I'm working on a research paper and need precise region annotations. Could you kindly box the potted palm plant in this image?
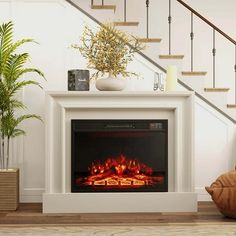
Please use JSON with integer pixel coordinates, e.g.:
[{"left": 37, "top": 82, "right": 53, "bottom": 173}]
[
  {"left": 0, "top": 21, "right": 44, "bottom": 210},
  {"left": 72, "top": 23, "right": 144, "bottom": 91}
]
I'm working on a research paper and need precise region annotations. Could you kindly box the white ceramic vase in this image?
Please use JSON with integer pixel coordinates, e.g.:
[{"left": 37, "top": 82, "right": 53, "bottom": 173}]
[{"left": 96, "top": 75, "right": 126, "bottom": 91}]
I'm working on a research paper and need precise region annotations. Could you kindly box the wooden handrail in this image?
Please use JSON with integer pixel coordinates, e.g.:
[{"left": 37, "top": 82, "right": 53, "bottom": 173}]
[{"left": 176, "top": 0, "right": 236, "bottom": 45}]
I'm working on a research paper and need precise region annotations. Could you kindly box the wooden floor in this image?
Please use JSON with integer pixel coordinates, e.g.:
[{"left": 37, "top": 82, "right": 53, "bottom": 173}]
[{"left": 0, "top": 202, "right": 235, "bottom": 225}]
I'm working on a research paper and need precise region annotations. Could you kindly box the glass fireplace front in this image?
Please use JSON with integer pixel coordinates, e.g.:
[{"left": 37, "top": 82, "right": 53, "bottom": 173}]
[{"left": 71, "top": 120, "right": 168, "bottom": 192}]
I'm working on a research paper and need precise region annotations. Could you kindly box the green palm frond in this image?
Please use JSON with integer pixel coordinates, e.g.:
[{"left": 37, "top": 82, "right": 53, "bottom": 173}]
[
  {"left": 2, "top": 111, "right": 42, "bottom": 138},
  {"left": 2, "top": 39, "right": 35, "bottom": 67},
  {"left": 15, "top": 114, "right": 42, "bottom": 125},
  {"left": 0, "top": 21, "right": 41, "bottom": 80},
  {"left": 0, "top": 22, "right": 13, "bottom": 53},
  {"left": 9, "top": 80, "right": 42, "bottom": 97},
  {"left": 3, "top": 53, "right": 30, "bottom": 81},
  {"left": 10, "top": 99, "right": 26, "bottom": 110},
  {"left": 14, "top": 68, "right": 45, "bottom": 81},
  {"left": 0, "top": 25, "right": 35, "bottom": 76},
  {"left": 12, "top": 128, "right": 26, "bottom": 137},
  {"left": 9, "top": 38, "right": 35, "bottom": 53},
  {"left": 3, "top": 53, "right": 45, "bottom": 87},
  {"left": 0, "top": 21, "right": 14, "bottom": 75},
  {"left": 0, "top": 81, "right": 9, "bottom": 111}
]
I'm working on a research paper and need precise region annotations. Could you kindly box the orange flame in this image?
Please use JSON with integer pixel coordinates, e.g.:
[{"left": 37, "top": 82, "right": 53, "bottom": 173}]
[
  {"left": 88, "top": 154, "right": 153, "bottom": 177},
  {"left": 78, "top": 154, "right": 164, "bottom": 187}
]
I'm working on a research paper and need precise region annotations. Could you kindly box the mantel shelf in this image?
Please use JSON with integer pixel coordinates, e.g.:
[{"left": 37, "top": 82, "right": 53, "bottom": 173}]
[{"left": 46, "top": 90, "right": 194, "bottom": 98}]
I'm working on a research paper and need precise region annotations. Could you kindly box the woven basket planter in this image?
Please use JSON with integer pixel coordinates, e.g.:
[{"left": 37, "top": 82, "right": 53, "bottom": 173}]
[{"left": 0, "top": 169, "right": 19, "bottom": 210}]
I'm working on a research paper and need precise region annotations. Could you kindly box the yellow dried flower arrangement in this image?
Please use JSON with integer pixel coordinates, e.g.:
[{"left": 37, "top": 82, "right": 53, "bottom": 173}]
[{"left": 72, "top": 23, "right": 144, "bottom": 80}]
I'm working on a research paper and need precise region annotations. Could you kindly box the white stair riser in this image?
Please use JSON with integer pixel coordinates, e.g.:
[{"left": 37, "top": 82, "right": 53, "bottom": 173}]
[
  {"left": 225, "top": 108, "right": 236, "bottom": 117},
  {"left": 180, "top": 77, "right": 205, "bottom": 92},
  {"left": 143, "top": 44, "right": 161, "bottom": 59},
  {"left": 204, "top": 92, "right": 228, "bottom": 107}
]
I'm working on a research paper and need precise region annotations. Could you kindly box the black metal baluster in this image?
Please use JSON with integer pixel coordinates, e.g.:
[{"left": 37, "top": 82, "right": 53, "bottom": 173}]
[
  {"left": 212, "top": 29, "right": 216, "bottom": 88},
  {"left": 235, "top": 45, "right": 236, "bottom": 103},
  {"left": 168, "top": 0, "right": 172, "bottom": 55},
  {"left": 124, "top": 0, "right": 127, "bottom": 22},
  {"left": 190, "top": 12, "right": 194, "bottom": 72},
  {"left": 146, "top": 0, "right": 150, "bottom": 39},
  {"left": 102, "top": 0, "right": 104, "bottom": 6},
  {"left": 91, "top": 0, "right": 94, "bottom": 6}
]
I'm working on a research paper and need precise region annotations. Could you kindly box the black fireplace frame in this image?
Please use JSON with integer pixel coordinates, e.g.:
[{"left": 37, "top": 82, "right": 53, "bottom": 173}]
[{"left": 71, "top": 119, "right": 168, "bottom": 193}]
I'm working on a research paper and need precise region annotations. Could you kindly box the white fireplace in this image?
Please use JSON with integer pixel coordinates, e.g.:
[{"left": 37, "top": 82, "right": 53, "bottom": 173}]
[{"left": 43, "top": 91, "right": 197, "bottom": 213}]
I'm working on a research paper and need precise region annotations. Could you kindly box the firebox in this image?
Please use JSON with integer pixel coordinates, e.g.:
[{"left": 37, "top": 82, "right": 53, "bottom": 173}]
[{"left": 71, "top": 120, "right": 168, "bottom": 193}]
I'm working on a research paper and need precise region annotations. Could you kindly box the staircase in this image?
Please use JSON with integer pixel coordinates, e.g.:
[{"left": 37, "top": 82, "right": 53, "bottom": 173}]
[{"left": 66, "top": 0, "right": 236, "bottom": 123}]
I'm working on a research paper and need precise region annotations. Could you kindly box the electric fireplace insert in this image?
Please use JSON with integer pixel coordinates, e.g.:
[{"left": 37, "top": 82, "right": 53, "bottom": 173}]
[{"left": 71, "top": 120, "right": 168, "bottom": 192}]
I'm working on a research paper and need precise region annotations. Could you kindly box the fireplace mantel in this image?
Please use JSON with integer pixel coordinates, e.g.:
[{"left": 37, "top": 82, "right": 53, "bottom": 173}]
[{"left": 43, "top": 91, "right": 197, "bottom": 213}]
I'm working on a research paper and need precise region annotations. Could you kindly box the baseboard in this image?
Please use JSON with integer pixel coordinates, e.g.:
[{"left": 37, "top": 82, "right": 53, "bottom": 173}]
[
  {"left": 20, "top": 195, "right": 42, "bottom": 203},
  {"left": 195, "top": 187, "right": 211, "bottom": 201}
]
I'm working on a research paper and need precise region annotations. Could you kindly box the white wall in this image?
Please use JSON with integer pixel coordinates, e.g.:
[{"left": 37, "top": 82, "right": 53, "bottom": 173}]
[{"left": 0, "top": 0, "right": 235, "bottom": 202}]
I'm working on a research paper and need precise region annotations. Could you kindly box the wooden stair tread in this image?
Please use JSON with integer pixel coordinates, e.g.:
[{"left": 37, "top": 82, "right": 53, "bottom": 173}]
[
  {"left": 182, "top": 71, "right": 207, "bottom": 76},
  {"left": 159, "top": 55, "right": 184, "bottom": 59},
  {"left": 138, "top": 38, "right": 162, "bottom": 43},
  {"left": 114, "top": 22, "right": 139, "bottom": 26},
  {"left": 91, "top": 5, "right": 116, "bottom": 11},
  {"left": 204, "top": 88, "right": 230, "bottom": 92},
  {"left": 227, "top": 104, "right": 236, "bottom": 108}
]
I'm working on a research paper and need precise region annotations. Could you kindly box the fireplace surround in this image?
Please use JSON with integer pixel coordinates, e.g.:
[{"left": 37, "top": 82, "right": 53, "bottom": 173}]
[{"left": 43, "top": 91, "right": 197, "bottom": 213}]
